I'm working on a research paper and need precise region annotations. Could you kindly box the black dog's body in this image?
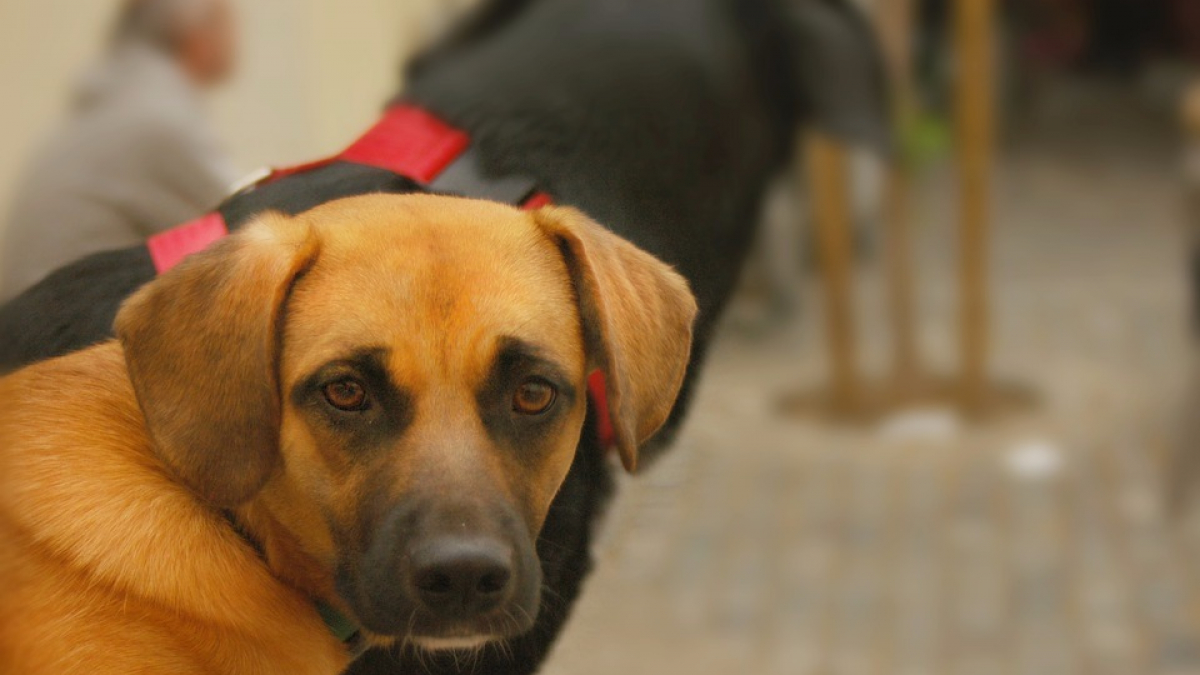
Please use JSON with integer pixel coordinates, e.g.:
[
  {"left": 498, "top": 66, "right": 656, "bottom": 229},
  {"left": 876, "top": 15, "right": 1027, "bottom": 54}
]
[{"left": 0, "top": 0, "right": 885, "bottom": 672}]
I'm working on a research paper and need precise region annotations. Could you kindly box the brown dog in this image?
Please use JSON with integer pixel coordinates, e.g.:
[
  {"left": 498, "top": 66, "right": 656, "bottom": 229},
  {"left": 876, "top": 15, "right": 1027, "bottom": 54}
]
[{"left": 0, "top": 194, "right": 696, "bottom": 674}]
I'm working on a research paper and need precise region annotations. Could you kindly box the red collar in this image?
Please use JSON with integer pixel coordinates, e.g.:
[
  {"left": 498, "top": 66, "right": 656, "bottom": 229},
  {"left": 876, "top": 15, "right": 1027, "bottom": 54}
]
[{"left": 145, "top": 105, "right": 613, "bottom": 451}]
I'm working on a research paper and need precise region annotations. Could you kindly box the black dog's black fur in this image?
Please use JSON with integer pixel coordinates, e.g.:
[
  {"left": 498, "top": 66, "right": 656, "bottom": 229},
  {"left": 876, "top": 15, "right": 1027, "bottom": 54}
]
[{"left": 0, "top": 1, "right": 886, "bottom": 672}]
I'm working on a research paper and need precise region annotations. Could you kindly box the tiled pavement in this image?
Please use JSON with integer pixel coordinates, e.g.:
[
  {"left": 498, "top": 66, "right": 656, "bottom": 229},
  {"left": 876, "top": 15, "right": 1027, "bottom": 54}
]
[{"left": 540, "top": 97, "right": 1200, "bottom": 674}]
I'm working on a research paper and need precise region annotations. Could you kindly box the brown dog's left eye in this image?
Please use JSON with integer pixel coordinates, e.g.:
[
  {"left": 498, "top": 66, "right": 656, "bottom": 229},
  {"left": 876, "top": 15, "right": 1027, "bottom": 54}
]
[
  {"left": 513, "top": 378, "right": 556, "bottom": 415},
  {"left": 324, "top": 379, "right": 369, "bottom": 411}
]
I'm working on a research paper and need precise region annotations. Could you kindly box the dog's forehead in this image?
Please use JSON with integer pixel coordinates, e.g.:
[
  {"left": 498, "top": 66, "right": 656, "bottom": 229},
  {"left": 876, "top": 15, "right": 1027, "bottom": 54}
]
[{"left": 282, "top": 195, "right": 584, "bottom": 380}]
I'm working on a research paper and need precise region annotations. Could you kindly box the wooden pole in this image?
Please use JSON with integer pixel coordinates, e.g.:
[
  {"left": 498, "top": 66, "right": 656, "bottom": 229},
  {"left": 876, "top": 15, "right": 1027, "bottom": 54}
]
[
  {"left": 1170, "top": 81, "right": 1200, "bottom": 508},
  {"left": 806, "top": 134, "right": 861, "bottom": 414},
  {"left": 884, "top": 163, "right": 919, "bottom": 388},
  {"left": 955, "top": 0, "right": 995, "bottom": 411},
  {"left": 877, "top": 0, "right": 921, "bottom": 390},
  {"left": 1185, "top": 82, "right": 1200, "bottom": 335}
]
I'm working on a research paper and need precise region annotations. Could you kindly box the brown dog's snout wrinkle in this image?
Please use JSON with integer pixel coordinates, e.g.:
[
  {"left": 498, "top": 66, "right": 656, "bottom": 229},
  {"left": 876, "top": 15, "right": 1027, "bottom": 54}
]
[{"left": 409, "top": 536, "right": 514, "bottom": 617}]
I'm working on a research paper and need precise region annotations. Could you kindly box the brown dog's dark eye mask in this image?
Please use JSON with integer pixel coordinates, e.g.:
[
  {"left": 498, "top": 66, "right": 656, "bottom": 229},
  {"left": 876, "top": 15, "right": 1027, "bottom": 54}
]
[
  {"left": 474, "top": 336, "right": 579, "bottom": 464},
  {"left": 291, "top": 338, "right": 578, "bottom": 463},
  {"left": 291, "top": 347, "right": 415, "bottom": 450}
]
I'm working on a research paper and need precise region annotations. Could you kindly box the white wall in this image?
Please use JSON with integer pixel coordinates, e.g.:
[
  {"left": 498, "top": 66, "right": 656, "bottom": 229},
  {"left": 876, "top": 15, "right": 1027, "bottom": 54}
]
[{"left": 0, "top": 0, "right": 469, "bottom": 240}]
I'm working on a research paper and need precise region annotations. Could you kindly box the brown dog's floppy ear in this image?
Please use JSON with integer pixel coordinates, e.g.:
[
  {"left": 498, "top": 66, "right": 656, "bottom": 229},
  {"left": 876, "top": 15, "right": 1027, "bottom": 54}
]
[
  {"left": 533, "top": 207, "right": 698, "bottom": 473},
  {"left": 115, "top": 215, "right": 319, "bottom": 507}
]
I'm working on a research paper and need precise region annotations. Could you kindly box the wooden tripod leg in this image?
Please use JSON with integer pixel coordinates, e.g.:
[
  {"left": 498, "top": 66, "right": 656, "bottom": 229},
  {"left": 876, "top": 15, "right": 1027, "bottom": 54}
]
[
  {"left": 885, "top": 163, "right": 919, "bottom": 388},
  {"left": 955, "top": 0, "right": 996, "bottom": 411},
  {"left": 806, "top": 134, "right": 861, "bottom": 414},
  {"left": 878, "top": 0, "right": 921, "bottom": 391}
]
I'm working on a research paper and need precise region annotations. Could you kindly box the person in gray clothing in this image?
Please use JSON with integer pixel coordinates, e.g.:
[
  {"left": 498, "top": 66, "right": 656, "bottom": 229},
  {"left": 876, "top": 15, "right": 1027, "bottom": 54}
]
[{"left": 1, "top": 0, "right": 240, "bottom": 299}]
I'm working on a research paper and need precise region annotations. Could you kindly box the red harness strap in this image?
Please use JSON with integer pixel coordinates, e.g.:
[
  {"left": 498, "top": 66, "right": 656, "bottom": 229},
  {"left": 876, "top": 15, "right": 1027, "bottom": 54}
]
[
  {"left": 145, "top": 211, "right": 229, "bottom": 275},
  {"left": 586, "top": 371, "right": 615, "bottom": 451},
  {"left": 146, "top": 105, "right": 615, "bottom": 452},
  {"left": 147, "top": 104, "right": 549, "bottom": 274},
  {"left": 340, "top": 106, "right": 470, "bottom": 183}
]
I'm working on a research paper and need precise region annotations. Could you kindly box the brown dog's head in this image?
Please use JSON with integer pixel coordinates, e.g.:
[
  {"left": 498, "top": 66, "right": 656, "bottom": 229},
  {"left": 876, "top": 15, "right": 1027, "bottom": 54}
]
[{"left": 115, "top": 194, "right": 696, "bottom": 648}]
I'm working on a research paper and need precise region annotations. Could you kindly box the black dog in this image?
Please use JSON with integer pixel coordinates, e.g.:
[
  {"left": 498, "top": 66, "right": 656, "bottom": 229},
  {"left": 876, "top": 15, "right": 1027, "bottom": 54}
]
[{"left": 0, "top": 0, "right": 886, "bottom": 672}]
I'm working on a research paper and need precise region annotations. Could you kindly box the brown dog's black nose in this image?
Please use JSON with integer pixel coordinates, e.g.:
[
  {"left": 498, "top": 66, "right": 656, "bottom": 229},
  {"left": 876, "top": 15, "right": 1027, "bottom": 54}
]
[{"left": 410, "top": 538, "right": 514, "bottom": 617}]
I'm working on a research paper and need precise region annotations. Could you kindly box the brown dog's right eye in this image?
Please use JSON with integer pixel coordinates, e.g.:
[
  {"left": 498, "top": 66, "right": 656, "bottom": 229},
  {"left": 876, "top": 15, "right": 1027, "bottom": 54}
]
[
  {"left": 513, "top": 378, "right": 556, "bottom": 415},
  {"left": 323, "top": 379, "right": 369, "bottom": 411}
]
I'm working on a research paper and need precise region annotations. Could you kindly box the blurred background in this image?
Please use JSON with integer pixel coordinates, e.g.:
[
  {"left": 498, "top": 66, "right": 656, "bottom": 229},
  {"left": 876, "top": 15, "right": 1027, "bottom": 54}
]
[
  {"left": 5, "top": 0, "right": 1200, "bottom": 673},
  {"left": 0, "top": 0, "right": 468, "bottom": 220}
]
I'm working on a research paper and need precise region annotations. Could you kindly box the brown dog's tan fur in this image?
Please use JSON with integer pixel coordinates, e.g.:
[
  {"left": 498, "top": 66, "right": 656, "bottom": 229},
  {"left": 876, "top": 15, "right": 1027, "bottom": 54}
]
[
  {"left": 0, "top": 195, "right": 696, "bottom": 674},
  {"left": 0, "top": 345, "right": 346, "bottom": 675}
]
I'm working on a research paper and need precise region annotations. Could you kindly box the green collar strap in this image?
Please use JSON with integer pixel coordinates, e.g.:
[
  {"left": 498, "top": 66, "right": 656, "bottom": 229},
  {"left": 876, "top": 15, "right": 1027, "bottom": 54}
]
[
  {"left": 317, "top": 602, "right": 361, "bottom": 645},
  {"left": 220, "top": 511, "right": 364, "bottom": 654}
]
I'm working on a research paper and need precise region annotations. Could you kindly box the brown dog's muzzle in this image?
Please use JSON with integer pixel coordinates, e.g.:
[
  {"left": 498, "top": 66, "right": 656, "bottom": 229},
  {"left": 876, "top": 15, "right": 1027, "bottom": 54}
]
[{"left": 338, "top": 493, "right": 540, "bottom": 640}]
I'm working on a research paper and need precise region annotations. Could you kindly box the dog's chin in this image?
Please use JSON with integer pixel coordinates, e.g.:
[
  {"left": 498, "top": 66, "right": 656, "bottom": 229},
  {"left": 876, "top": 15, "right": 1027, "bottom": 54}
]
[
  {"left": 354, "top": 605, "right": 538, "bottom": 647},
  {"left": 360, "top": 621, "right": 518, "bottom": 653},
  {"left": 412, "top": 635, "right": 496, "bottom": 652}
]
